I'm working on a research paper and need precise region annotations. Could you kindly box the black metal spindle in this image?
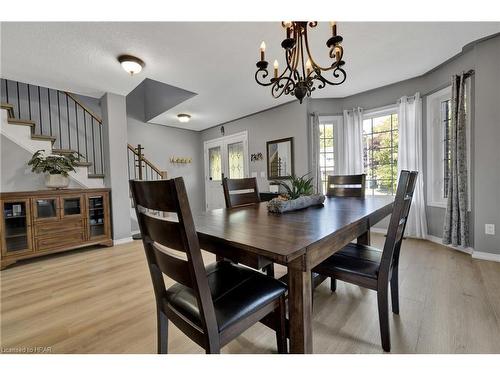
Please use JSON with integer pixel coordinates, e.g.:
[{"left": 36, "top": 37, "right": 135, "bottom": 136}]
[
  {"left": 66, "top": 94, "right": 71, "bottom": 150},
  {"left": 16, "top": 82, "right": 21, "bottom": 118},
  {"left": 47, "top": 88, "right": 52, "bottom": 136},
  {"left": 127, "top": 148, "right": 131, "bottom": 179},
  {"left": 75, "top": 101, "right": 80, "bottom": 159},
  {"left": 5, "top": 80, "right": 9, "bottom": 104},
  {"left": 91, "top": 118, "right": 96, "bottom": 175},
  {"left": 99, "top": 123, "right": 104, "bottom": 174},
  {"left": 57, "top": 91, "right": 62, "bottom": 148},
  {"left": 27, "top": 84, "right": 32, "bottom": 120},
  {"left": 38, "top": 86, "right": 42, "bottom": 133},
  {"left": 83, "top": 112, "right": 89, "bottom": 163},
  {"left": 133, "top": 152, "right": 137, "bottom": 179}
]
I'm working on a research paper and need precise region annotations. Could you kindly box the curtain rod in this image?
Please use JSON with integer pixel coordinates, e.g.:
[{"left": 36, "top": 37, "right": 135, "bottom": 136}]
[{"left": 463, "top": 69, "right": 475, "bottom": 78}]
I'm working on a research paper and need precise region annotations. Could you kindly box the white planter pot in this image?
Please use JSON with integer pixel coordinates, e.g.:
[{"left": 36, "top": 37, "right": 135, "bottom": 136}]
[{"left": 45, "top": 174, "right": 70, "bottom": 189}]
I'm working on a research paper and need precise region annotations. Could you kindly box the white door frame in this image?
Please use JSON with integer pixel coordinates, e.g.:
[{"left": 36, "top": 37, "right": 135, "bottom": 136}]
[{"left": 203, "top": 130, "right": 249, "bottom": 210}]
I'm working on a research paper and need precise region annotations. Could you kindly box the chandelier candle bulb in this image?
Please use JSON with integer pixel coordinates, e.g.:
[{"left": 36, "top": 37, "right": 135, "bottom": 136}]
[
  {"left": 274, "top": 60, "right": 279, "bottom": 78},
  {"left": 330, "top": 21, "right": 337, "bottom": 36},
  {"left": 260, "top": 41, "right": 266, "bottom": 61},
  {"left": 334, "top": 46, "right": 341, "bottom": 61}
]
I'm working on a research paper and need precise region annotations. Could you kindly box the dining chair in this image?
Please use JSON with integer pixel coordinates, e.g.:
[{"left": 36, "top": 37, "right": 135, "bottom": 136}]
[
  {"left": 222, "top": 177, "right": 261, "bottom": 208},
  {"left": 326, "top": 174, "right": 366, "bottom": 197},
  {"left": 313, "top": 170, "right": 418, "bottom": 352},
  {"left": 222, "top": 177, "right": 275, "bottom": 277},
  {"left": 130, "top": 177, "right": 288, "bottom": 354}
]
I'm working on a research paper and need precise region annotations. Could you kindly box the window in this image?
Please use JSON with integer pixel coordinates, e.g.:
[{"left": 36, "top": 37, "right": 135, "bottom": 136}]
[
  {"left": 362, "top": 109, "right": 399, "bottom": 195},
  {"left": 426, "top": 84, "right": 471, "bottom": 209},
  {"left": 319, "top": 122, "right": 335, "bottom": 194}
]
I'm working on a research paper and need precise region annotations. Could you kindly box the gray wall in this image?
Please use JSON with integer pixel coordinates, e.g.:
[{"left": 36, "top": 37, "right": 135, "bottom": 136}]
[
  {"left": 102, "top": 93, "right": 131, "bottom": 241},
  {"left": 308, "top": 34, "right": 500, "bottom": 254},
  {"left": 127, "top": 94, "right": 204, "bottom": 214},
  {"left": 473, "top": 36, "right": 500, "bottom": 255},
  {"left": 0, "top": 134, "right": 82, "bottom": 191},
  {"left": 201, "top": 101, "right": 309, "bottom": 198}
]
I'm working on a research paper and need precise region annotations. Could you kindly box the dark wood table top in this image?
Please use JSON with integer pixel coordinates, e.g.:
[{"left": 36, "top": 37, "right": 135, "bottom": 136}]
[{"left": 194, "top": 196, "right": 394, "bottom": 265}]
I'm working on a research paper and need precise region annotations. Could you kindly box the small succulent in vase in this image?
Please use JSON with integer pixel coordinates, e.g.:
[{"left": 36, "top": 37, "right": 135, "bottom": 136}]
[
  {"left": 268, "top": 173, "right": 325, "bottom": 213},
  {"left": 272, "top": 173, "right": 314, "bottom": 200},
  {"left": 28, "top": 150, "right": 79, "bottom": 189}
]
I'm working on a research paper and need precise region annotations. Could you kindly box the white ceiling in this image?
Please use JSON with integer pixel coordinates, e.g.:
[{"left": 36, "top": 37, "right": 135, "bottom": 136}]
[{"left": 1, "top": 22, "right": 499, "bottom": 131}]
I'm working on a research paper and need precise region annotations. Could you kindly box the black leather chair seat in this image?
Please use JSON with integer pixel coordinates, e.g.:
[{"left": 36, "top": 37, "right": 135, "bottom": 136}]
[
  {"left": 164, "top": 261, "right": 287, "bottom": 332},
  {"left": 313, "top": 243, "right": 382, "bottom": 280}
]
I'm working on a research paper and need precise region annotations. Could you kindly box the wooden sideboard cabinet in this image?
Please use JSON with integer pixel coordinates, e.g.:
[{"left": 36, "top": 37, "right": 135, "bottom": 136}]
[{"left": 0, "top": 188, "right": 112, "bottom": 269}]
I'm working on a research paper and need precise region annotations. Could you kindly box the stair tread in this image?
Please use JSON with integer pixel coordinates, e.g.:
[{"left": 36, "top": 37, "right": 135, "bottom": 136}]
[
  {"left": 31, "top": 134, "right": 57, "bottom": 143},
  {"left": 1, "top": 102, "right": 14, "bottom": 110},
  {"left": 75, "top": 161, "right": 92, "bottom": 166},
  {"left": 52, "top": 148, "right": 78, "bottom": 154},
  {"left": 7, "top": 118, "right": 35, "bottom": 126}
]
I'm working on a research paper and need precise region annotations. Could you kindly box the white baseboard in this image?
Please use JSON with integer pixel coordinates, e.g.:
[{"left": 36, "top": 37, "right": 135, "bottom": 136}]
[
  {"left": 113, "top": 236, "right": 133, "bottom": 246},
  {"left": 425, "top": 234, "right": 474, "bottom": 255},
  {"left": 472, "top": 251, "right": 500, "bottom": 262}
]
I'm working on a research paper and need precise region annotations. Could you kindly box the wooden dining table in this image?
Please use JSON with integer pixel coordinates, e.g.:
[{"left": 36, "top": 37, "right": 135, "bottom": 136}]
[{"left": 193, "top": 196, "right": 394, "bottom": 353}]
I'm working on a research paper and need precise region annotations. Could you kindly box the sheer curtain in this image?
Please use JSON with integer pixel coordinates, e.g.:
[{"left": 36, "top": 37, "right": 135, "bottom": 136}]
[
  {"left": 397, "top": 93, "right": 428, "bottom": 238},
  {"left": 443, "top": 74, "right": 469, "bottom": 247},
  {"left": 340, "top": 107, "right": 364, "bottom": 174},
  {"left": 309, "top": 113, "right": 321, "bottom": 193}
]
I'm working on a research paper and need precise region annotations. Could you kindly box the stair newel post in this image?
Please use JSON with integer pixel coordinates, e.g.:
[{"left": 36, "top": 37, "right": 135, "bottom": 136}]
[{"left": 136, "top": 144, "right": 144, "bottom": 180}]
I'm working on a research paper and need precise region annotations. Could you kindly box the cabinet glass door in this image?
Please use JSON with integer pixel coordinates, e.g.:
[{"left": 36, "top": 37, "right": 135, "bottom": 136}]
[
  {"left": 88, "top": 196, "right": 106, "bottom": 238},
  {"left": 62, "top": 196, "right": 82, "bottom": 217},
  {"left": 35, "top": 198, "right": 59, "bottom": 220},
  {"left": 2, "top": 200, "right": 32, "bottom": 254}
]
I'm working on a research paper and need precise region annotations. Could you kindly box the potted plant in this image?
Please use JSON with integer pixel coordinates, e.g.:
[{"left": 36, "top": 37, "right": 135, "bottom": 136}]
[
  {"left": 28, "top": 150, "right": 79, "bottom": 189},
  {"left": 267, "top": 173, "right": 325, "bottom": 213}
]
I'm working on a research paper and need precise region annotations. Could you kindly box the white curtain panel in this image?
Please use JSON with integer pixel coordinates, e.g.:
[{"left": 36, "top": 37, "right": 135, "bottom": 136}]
[
  {"left": 309, "top": 113, "right": 322, "bottom": 193},
  {"left": 341, "top": 108, "right": 364, "bottom": 174},
  {"left": 397, "top": 93, "right": 428, "bottom": 238}
]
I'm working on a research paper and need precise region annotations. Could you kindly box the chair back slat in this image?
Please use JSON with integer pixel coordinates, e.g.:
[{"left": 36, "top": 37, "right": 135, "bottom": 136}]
[
  {"left": 152, "top": 242, "right": 192, "bottom": 287},
  {"left": 380, "top": 170, "right": 418, "bottom": 278},
  {"left": 222, "top": 177, "right": 260, "bottom": 208},
  {"left": 141, "top": 213, "right": 187, "bottom": 252},
  {"left": 326, "top": 174, "right": 366, "bottom": 197}
]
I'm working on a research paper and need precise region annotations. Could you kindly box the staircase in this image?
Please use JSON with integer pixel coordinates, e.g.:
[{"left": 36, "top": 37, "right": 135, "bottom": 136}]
[{"left": 1, "top": 78, "right": 105, "bottom": 188}]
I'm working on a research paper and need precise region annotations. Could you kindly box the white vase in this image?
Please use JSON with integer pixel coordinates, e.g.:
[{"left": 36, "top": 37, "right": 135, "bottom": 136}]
[{"left": 45, "top": 174, "right": 70, "bottom": 189}]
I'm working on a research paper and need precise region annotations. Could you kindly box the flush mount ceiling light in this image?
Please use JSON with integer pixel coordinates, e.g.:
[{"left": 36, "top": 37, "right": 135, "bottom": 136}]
[
  {"left": 177, "top": 114, "right": 191, "bottom": 123},
  {"left": 255, "top": 21, "right": 346, "bottom": 103},
  {"left": 118, "top": 55, "right": 145, "bottom": 75}
]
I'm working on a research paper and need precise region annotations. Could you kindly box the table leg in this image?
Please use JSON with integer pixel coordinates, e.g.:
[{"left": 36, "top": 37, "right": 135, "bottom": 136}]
[
  {"left": 288, "top": 266, "right": 313, "bottom": 354},
  {"left": 357, "top": 229, "right": 371, "bottom": 245}
]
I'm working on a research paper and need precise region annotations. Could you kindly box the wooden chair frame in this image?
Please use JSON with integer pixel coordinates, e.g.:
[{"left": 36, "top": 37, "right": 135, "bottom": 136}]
[{"left": 130, "top": 178, "right": 287, "bottom": 354}]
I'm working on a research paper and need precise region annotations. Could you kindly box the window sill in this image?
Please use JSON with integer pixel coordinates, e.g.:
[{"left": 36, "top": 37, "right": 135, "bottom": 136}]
[{"left": 427, "top": 201, "right": 447, "bottom": 209}]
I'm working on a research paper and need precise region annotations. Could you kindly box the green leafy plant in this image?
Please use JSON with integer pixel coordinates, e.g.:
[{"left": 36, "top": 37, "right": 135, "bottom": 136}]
[
  {"left": 28, "top": 150, "right": 79, "bottom": 176},
  {"left": 273, "top": 173, "right": 314, "bottom": 200}
]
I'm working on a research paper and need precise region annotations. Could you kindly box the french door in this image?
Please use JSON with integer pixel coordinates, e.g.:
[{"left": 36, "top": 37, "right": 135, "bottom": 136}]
[{"left": 204, "top": 131, "right": 249, "bottom": 210}]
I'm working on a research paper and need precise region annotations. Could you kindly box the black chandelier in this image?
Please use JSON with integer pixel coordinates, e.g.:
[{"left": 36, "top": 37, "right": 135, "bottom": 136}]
[{"left": 255, "top": 21, "right": 346, "bottom": 103}]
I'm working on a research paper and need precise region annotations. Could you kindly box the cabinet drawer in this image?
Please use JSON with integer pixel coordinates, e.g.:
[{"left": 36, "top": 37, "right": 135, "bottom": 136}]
[
  {"left": 35, "top": 218, "right": 84, "bottom": 237},
  {"left": 36, "top": 229, "right": 86, "bottom": 252}
]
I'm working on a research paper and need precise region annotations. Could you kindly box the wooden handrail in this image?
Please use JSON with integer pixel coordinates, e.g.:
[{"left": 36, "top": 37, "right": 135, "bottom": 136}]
[
  {"left": 127, "top": 143, "right": 167, "bottom": 179},
  {"left": 65, "top": 91, "right": 102, "bottom": 124}
]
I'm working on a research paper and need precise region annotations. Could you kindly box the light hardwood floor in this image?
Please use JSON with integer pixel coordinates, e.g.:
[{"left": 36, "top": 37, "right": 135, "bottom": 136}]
[{"left": 1, "top": 233, "right": 499, "bottom": 354}]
